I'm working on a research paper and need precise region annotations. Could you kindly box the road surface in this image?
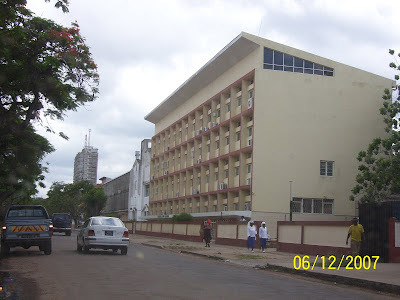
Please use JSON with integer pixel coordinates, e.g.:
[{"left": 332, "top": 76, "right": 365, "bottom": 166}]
[{"left": 0, "top": 232, "right": 395, "bottom": 299}]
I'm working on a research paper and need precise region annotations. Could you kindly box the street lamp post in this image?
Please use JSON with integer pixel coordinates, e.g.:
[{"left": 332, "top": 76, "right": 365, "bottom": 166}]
[{"left": 289, "top": 180, "right": 293, "bottom": 221}]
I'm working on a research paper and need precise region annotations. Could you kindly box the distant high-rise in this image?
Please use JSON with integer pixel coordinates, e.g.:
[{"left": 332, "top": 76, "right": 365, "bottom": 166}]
[{"left": 73, "top": 130, "right": 98, "bottom": 184}]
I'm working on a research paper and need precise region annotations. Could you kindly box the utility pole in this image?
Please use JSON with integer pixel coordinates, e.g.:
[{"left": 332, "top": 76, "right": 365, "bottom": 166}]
[{"left": 289, "top": 180, "right": 293, "bottom": 221}]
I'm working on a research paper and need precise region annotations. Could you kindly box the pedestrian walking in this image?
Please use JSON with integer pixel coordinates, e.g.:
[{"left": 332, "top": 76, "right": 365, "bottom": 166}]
[
  {"left": 346, "top": 217, "right": 365, "bottom": 256},
  {"left": 204, "top": 219, "right": 212, "bottom": 247},
  {"left": 247, "top": 221, "right": 257, "bottom": 252},
  {"left": 259, "top": 221, "right": 269, "bottom": 252}
]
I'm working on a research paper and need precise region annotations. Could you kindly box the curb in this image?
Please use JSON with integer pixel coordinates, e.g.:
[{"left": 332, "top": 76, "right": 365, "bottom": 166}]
[
  {"left": 141, "top": 243, "right": 164, "bottom": 250},
  {"left": 180, "top": 250, "right": 225, "bottom": 261},
  {"left": 264, "top": 264, "right": 400, "bottom": 296}
]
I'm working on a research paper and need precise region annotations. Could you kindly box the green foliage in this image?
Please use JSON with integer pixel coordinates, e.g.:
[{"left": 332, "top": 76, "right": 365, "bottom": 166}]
[
  {"left": 82, "top": 186, "right": 107, "bottom": 219},
  {"left": 172, "top": 213, "right": 193, "bottom": 222},
  {"left": 45, "top": 180, "right": 106, "bottom": 224},
  {"left": 0, "top": 0, "right": 99, "bottom": 206},
  {"left": 350, "top": 50, "right": 400, "bottom": 203}
]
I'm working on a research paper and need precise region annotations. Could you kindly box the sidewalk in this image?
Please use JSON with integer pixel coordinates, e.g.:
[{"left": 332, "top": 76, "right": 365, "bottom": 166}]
[{"left": 130, "top": 234, "right": 400, "bottom": 295}]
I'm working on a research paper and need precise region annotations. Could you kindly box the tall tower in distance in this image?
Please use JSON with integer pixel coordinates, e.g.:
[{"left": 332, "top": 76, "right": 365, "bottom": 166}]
[{"left": 73, "top": 129, "right": 99, "bottom": 184}]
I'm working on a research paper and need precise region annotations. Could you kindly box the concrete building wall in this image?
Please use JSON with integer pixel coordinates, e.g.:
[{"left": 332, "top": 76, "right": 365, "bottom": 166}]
[
  {"left": 102, "top": 172, "right": 130, "bottom": 218},
  {"left": 144, "top": 32, "right": 393, "bottom": 235}
]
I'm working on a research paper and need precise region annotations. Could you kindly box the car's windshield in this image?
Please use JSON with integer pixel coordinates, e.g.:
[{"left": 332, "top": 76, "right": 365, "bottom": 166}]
[
  {"left": 91, "top": 217, "right": 123, "bottom": 227},
  {"left": 7, "top": 207, "right": 47, "bottom": 218}
]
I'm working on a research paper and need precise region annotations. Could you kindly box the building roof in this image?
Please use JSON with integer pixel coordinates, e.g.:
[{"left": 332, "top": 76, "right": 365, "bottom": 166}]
[{"left": 144, "top": 32, "right": 260, "bottom": 124}]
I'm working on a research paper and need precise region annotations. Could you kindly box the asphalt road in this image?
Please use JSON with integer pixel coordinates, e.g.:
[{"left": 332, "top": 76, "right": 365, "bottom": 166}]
[{"left": 0, "top": 232, "right": 395, "bottom": 299}]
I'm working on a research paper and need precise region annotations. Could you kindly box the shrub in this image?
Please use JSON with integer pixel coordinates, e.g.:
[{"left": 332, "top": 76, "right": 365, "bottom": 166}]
[{"left": 172, "top": 213, "right": 193, "bottom": 222}]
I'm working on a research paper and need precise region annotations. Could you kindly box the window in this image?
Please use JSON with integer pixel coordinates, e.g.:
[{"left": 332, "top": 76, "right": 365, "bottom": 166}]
[
  {"left": 144, "top": 184, "right": 150, "bottom": 197},
  {"left": 247, "top": 164, "right": 252, "bottom": 173},
  {"left": 248, "top": 127, "right": 253, "bottom": 137},
  {"left": 216, "top": 141, "right": 219, "bottom": 149},
  {"left": 226, "top": 103, "right": 230, "bottom": 112},
  {"left": 263, "top": 47, "right": 334, "bottom": 77},
  {"left": 225, "top": 170, "right": 229, "bottom": 178},
  {"left": 215, "top": 172, "right": 218, "bottom": 181},
  {"left": 226, "top": 137, "right": 229, "bottom": 145},
  {"left": 235, "top": 167, "right": 239, "bottom": 176},
  {"left": 292, "top": 198, "right": 333, "bottom": 214},
  {"left": 236, "top": 132, "right": 240, "bottom": 141},
  {"left": 206, "top": 175, "right": 209, "bottom": 183},
  {"left": 237, "top": 97, "right": 242, "bottom": 106},
  {"left": 320, "top": 161, "right": 334, "bottom": 176}
]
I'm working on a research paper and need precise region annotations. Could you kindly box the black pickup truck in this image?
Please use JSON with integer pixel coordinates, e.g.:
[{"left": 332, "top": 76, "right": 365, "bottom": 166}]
[{"left": 1, "top": 205, "right": 53, "bottom": 256}]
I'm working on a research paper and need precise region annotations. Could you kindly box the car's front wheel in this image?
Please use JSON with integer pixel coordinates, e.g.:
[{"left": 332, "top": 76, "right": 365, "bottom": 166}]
[{"left": 121, "top": 247, "right": 127, "bottom": 255}]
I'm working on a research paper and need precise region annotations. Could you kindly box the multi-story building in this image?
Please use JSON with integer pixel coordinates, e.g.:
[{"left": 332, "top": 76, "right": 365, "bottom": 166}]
[
  {"left": 73, "top": 145, "right": 98, "bottom": 184},
  {"left": 101, "top": 139, "right": 151, "bottom": 221},
  {"left": 144, "top": 32, "right": 393, "bottom": 235},
  {"left": 128, "top": 139, "right": 152, "bottom": 221}
]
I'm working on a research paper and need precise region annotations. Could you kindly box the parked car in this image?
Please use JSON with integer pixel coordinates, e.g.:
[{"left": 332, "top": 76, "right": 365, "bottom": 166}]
[
  {"left": 1, "top": 205, "right": 53, "bottom": 256},
  {"left": 52, "top": 213, "right": 72, "bottom": 236},
  {"left": 76, "top": 216, "right": 129, "bottom": 255}
]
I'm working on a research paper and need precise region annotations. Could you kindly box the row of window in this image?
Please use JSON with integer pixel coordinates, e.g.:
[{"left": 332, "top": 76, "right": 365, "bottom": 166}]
[
  {"left": 264, "top": 48, "right": 334, "bottom": 76},
  {"left": 292, "top": 198, "right": 333, "bottom": 214}
]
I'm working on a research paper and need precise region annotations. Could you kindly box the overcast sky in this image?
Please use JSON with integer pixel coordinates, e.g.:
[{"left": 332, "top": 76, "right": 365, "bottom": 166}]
[{"left": 27, "top": 0, "right": 400, "bottom": 197}]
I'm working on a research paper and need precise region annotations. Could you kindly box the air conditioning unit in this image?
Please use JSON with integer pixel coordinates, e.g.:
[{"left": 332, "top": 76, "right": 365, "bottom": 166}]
[
  {"left": 244, "top": 203, "right": 251, "bottom": 211},
  {"left": 248, "top": 98, "right": 253, "bottom": 109},
  {"left": 203, "top": 127, "right": 208, "bottom": 132},
  {"left": 219, "top": 183, "right": 227, "bottom": 190},
  {"left": 163, "top": 171, "right": 168, "bottom": 175},
  {"left": 196, "top": 130, "right": 202, "bottom": 135},
  {"left": 247, "top": 139, "right": 252, "bottom": 146},
  {"left": 197, "top": 159, "right": 201, "bottom": 164},
  {"left": 212, "top": 122, "right": 217, "bottom": 127},
  {"left": 223, "top": 205, "right": 228, "bottom": 211},
  {"left": 176, "top": 192, "right": 179, "bottom": 197},
  {"left": 247, "top": 178, "right": 252, "bottom": 185},
  {"left": 224, "top": 183, "right": 228, "bottom": 189},
  {"left": 212, "top": 112, "right": 217, "bottom": 117},
  {"left": 194, "top": 189, "right": 199, "bottom": 194}
]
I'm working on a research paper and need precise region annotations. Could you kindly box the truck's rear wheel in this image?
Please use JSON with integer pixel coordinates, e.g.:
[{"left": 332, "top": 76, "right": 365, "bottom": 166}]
[
  {"left": 43, "top": 241, "right": 52, "bottom": 255},
  {"left": 1, "top": 241, "right": 10, "bottom": 257}
]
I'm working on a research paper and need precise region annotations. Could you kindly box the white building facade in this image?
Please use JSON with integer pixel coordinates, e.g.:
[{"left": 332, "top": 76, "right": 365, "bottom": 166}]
[{"left": 128, "top": 139, "right": 152, "bottom": 221}]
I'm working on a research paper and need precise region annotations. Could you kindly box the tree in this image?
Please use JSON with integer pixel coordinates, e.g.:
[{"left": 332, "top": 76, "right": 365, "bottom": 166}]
[
  {"left": 46, "top": 180, "right": 100, "bottom": 224},
  {"left": 82, "top": 186, "right": 107, "bottom": 219},
  {"left": 0, "top": 0, "right": 99, "bottom": 205},
  {"left": 350, "top": 50, "right": 400, "bottom": 203}
]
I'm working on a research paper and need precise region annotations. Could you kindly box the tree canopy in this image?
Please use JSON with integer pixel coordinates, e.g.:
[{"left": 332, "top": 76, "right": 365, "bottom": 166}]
[
  {"left": 0, "top": 0, "right": 99, "bottom": 206},
  {"left": 350, "top": 50, "right": 400, "bottom": 203},
  {"left": 45, "top": 181, "right": 107, "bottom": 223}
]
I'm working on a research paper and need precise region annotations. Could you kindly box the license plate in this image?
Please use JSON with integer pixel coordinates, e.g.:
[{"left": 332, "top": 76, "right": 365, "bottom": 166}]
[
  {"left": 105, "top": 231, "right": 113, "bottom": 236},
  {"left": 20, "top": 234, "right": 39, "bottom": 238}
]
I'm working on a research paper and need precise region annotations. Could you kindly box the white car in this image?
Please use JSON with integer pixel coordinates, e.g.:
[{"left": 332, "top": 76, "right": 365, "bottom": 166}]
[{"left": 77, "top": 216, "right": 129, "bottom": 255}]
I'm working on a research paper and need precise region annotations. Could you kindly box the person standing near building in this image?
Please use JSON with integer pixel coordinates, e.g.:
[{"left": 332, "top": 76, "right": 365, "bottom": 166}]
[
  {"left": 346, "top": 217, "right": 365, "bottom": 256},
  {"left": 247, "top": 221, "right": 257, "bottom": 252},
  {"left": 259, "top": 221, "right": 269, "bottom": 252},
  {"left": 204, "top": 219, "right": 212, "bottom": 247}
]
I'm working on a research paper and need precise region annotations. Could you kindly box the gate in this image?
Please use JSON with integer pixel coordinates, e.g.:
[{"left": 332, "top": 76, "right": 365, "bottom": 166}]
[{"left": 359, "top": 201, "right": 400, "bottom": 262}]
